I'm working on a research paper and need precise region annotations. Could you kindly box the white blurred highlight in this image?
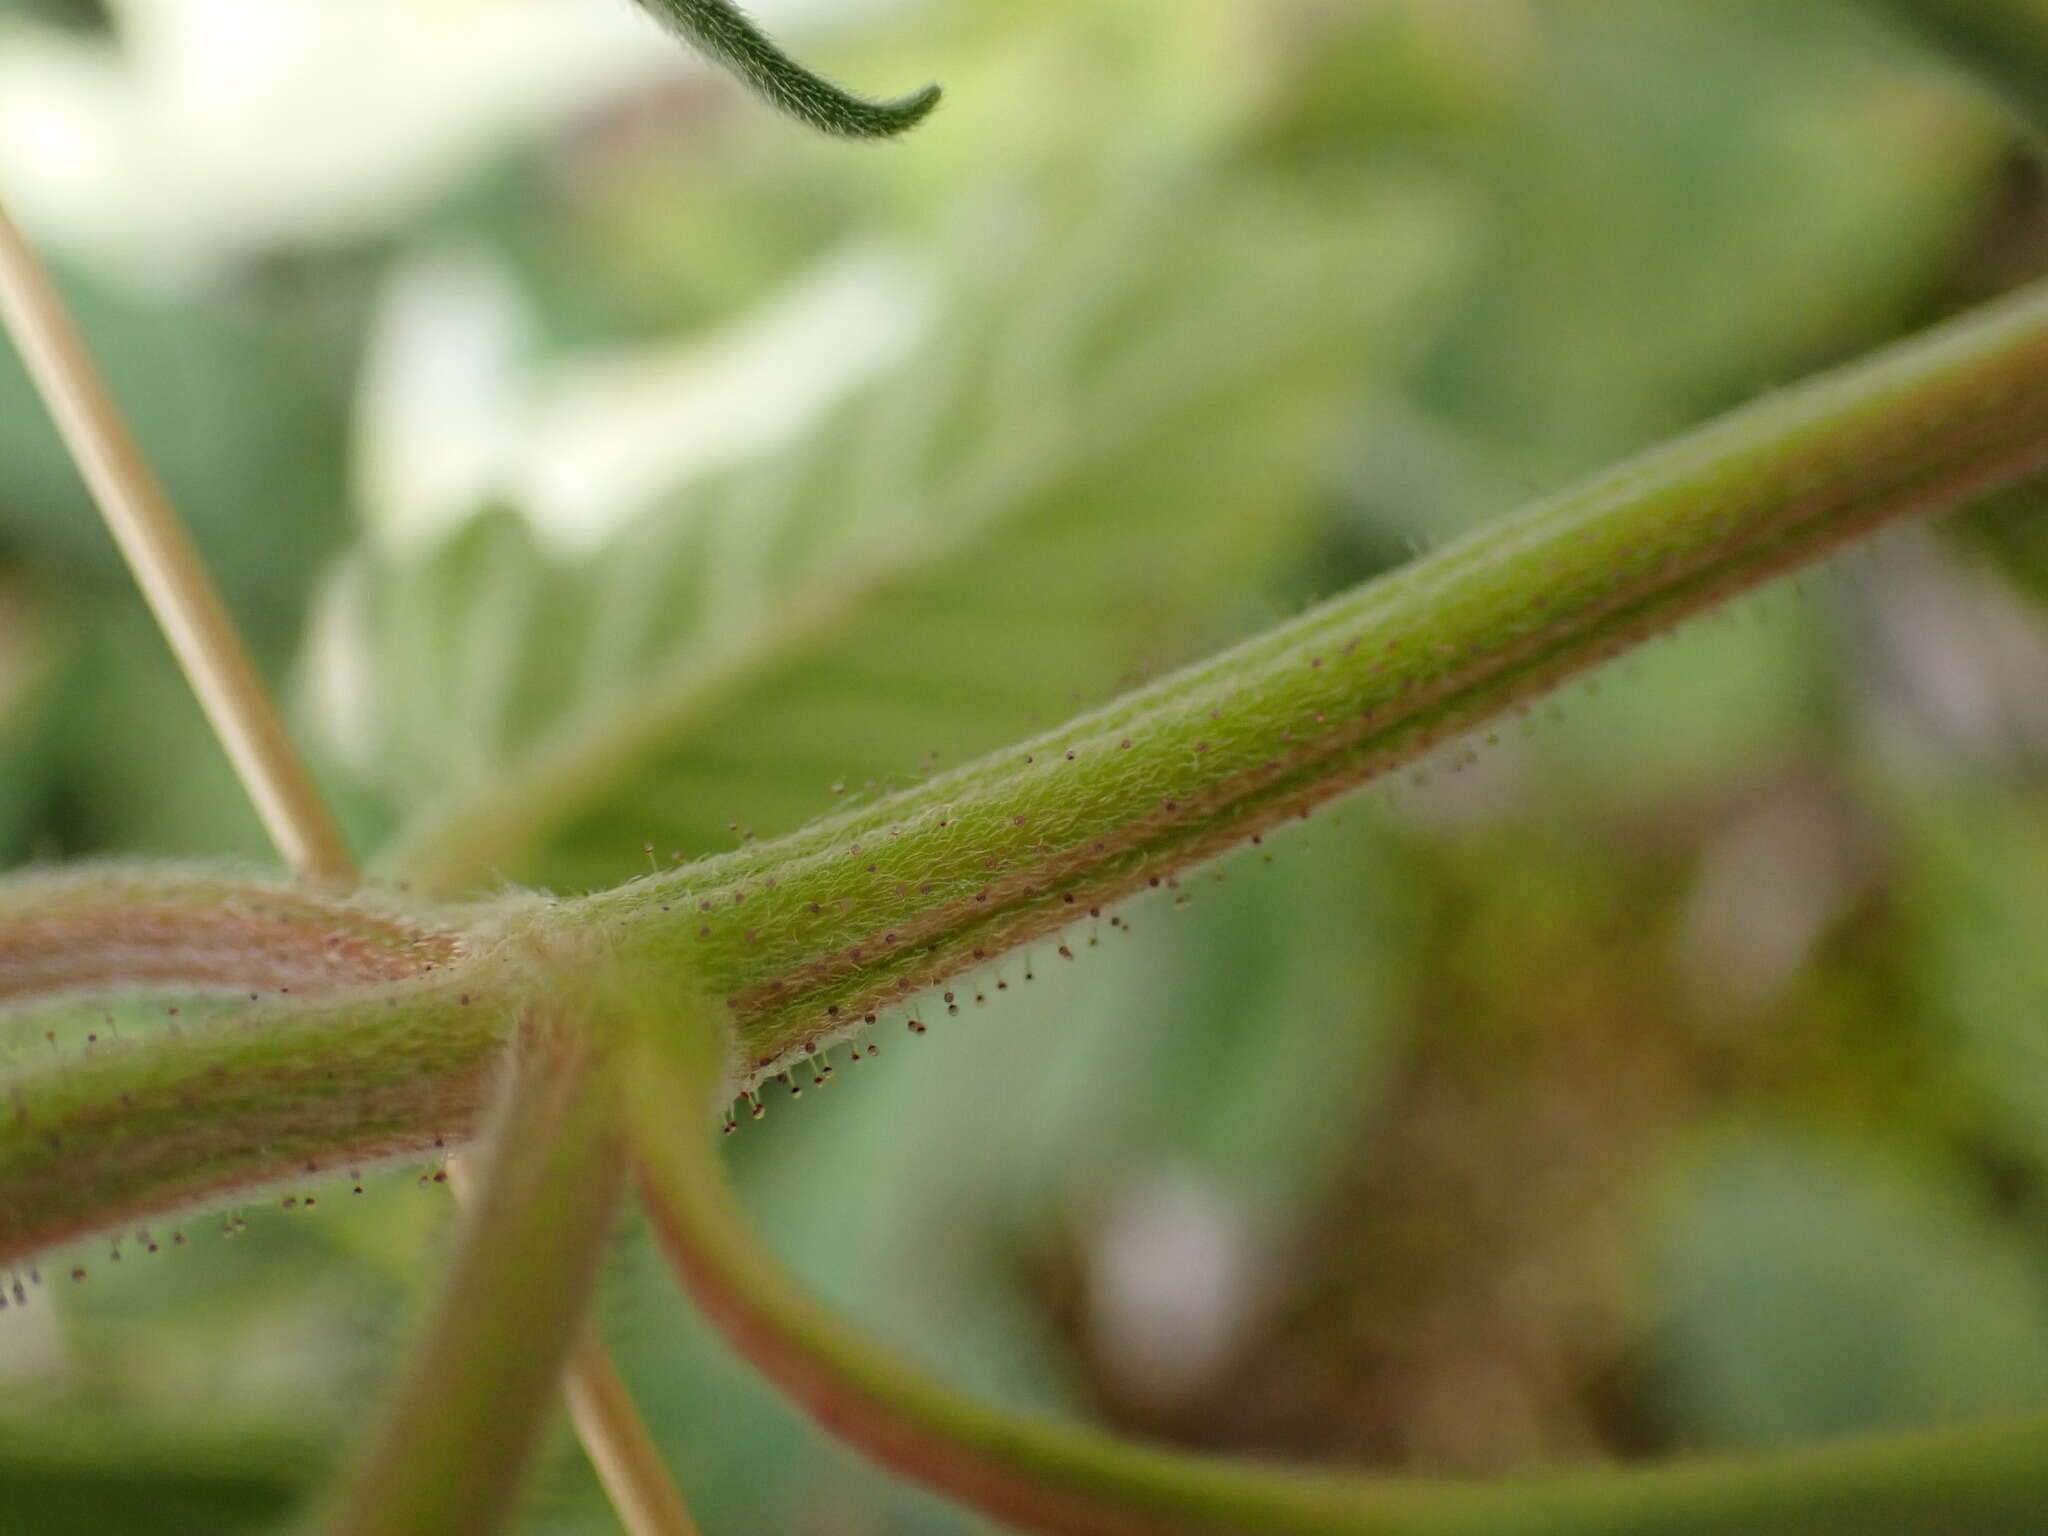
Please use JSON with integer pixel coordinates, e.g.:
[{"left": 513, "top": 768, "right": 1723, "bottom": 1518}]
[
  {"left": 353, "top": 239, "right": 931, "bottom": 554},
  {"left": 0, "top": 0, "right": 863, "bottom": 284},
  {"left": 1084, "top": 1167, "right": 1264, "bottom": 1412}
]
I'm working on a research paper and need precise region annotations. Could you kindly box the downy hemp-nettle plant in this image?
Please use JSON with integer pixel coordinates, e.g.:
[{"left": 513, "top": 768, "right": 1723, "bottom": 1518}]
[{"left": 3, "top": 1, "right": 2048, "bottom": 1533}]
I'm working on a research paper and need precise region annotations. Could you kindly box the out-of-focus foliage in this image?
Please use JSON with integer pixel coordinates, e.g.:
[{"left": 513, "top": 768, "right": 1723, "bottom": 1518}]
[
  {"left": 2, "top": 1, "right": 2048, "bottom": 1532},
  {"left": 346, "top": 166, "right": 1469, "bottom": 889}
]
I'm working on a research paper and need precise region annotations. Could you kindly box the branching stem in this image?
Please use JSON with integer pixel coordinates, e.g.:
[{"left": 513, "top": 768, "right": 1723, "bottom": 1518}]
[
  {"left": 0, "top": 196, "right": 693, "bottom": 1536},
  {"left": 5, "top": 273, "right": 2048, "bottom": 1265}
]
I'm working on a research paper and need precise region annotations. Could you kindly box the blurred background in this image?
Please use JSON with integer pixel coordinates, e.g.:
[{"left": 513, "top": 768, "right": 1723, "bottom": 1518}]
[{"left": 3, "top": 0, "right": 2048, "bottom": 1530}]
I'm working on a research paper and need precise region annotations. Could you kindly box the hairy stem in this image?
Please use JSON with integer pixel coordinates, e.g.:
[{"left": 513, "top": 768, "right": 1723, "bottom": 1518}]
[
  {"left": 630, "top": 0, "right": 939, "bottom": 138},
  {"left": 628, "top": 995, "right": 2048, "bottom": 1535},
  {"left": 0, "top": 166, "right": 687, "bottom": 1536},
  {"left": 0, "top": 865, "right": 461, "bottom": 1004},
  {"left": 580, "top": 274, "right": 2048, "bottom": 1089},
  {"left": 447, "top": 1149, "right": 704, "bottom": 1536},
  {"left": 6, "top": 275, "right": 2048, "bottom": 1253},
  {"left": 0, "top": 971, "right": 516, "bottom": 1262}
]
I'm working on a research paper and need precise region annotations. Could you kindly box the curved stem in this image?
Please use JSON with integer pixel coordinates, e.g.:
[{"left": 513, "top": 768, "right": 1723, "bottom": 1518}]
[
  {"left": 632, "top": 0, "right": 939, "bottom": 138},
  {"left": 627, "top": 1004, "right": 2048, "bottom": 1536}
]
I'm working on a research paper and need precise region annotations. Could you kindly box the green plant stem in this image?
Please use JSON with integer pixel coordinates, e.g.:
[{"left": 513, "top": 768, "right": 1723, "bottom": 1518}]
[
  {"left": 630, "top": 0, "right": 939, "bottom": 138},
  {"left": 0, "top": 194, "right": 693, "bottom": 1536},
  {"left": 0, "top": 971, "right": 517, "bottom": 1263},
  {"left": 627, "top": 996, "right": 2048, "bottom": 1536},
  {"left": 323, "top": 997, "right": 629, "bottom": 1536},
  {"left": 0, "top": 865, "right": 461, "bottom": 1004},
  {"left": 583, "top": 272, "right": 2048, "bottom": 1090},
  {"left": 440, "top": 1147, "right": 704, "bottom": 1536},
  {"left": 7, "top": 275, "right": 2048, "bottom": 1255}
]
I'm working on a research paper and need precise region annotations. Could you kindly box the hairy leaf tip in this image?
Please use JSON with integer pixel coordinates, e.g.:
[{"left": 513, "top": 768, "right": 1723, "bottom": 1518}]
[{"left": 632, "top": 0, "right": 941, "bottom": 139}]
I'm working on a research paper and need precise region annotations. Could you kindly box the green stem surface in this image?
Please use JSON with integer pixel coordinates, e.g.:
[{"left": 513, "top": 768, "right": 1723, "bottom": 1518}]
[
  {"left": 321, "top": 994, "right": 629, "bottom": 1536},
  {"left": 583, "top": 274, "right": 2048, "bottom": 1089},
  {"left": 0, "top": 969, "right": 517, "bottom": 1262},
  {"left": 6, "top": 275, "right": 2048, "bottom": 1254},
  {"left": 631, "top": 0, "right": 939, "bottom": 137}
]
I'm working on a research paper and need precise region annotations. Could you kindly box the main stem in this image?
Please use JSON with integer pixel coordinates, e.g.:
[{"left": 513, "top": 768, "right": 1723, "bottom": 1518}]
[
  {"left": 584, "top": 273, "right": 2048, "bottom": 1089},
  {"left": 8, "top": 272, "right": 2048, "bottom": 1262}
]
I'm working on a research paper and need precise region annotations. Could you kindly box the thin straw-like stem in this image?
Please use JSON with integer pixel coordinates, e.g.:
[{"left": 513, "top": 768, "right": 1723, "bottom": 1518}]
[
  {"left": 0, "top": 196, "right": 354, "bottom": 884},
  {"left": 561, "top": 1331, "right": 705, "bottom": 1536}
]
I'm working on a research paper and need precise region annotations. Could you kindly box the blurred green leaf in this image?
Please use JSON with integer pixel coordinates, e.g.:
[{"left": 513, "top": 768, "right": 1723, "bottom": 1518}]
[
  {"left": 36, "top": 605, "right": 273, "bottom": 859},
  {"left": 1525, "top": 582, "right": 1840, "bottom": 814},
  {"left": 0, "top": 260, "right": 363, "bottom": 654},
  {"left": 0, "top": 1414, "right": 317, "bottom": 1536},
  {"left": 1953, "top": 485, "right": 2048, "bottom": 614},
  {"left": 1871, "top": 0, "right": 2048, "bottom": 140},
  {"left": 1901, "top": 789, "right": 2048, "bottom": 1172},
  {"left": 354, "top": 167, "right": 1471, "bottom": 891},
  {"left": 1286, "top": 1, "right": 2009, "bottom": 544},
  {"left": 1650, "top": 1130, "right": 2048, "bottom": 1448}
]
